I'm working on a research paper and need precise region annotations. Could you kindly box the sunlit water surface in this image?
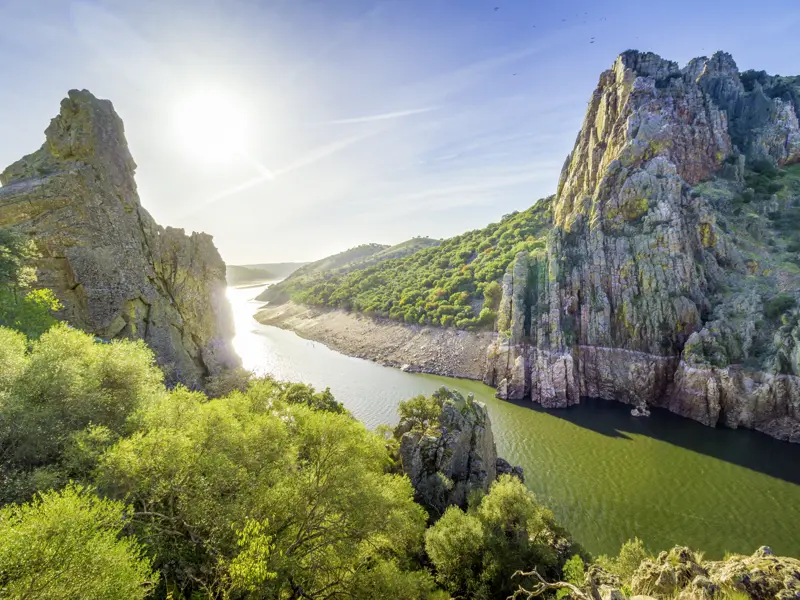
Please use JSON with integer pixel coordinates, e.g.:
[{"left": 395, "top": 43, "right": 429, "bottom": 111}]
[{"left": 228, "top": 284, "right": 800, "bottom": 558}]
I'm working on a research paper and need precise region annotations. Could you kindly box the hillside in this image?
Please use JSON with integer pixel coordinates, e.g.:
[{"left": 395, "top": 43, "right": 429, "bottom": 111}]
[
  {"left": 257, "top": 237, "right": 441, "bottom": 303},
  {"left": 261, "top": 51, "right": 800, "bottom": 442},
  {"left": 226, "top": 264, "right": 275, "bottom": 285},
  {"left": 243, "top": 261, "right": 307, "bottom": 279}
]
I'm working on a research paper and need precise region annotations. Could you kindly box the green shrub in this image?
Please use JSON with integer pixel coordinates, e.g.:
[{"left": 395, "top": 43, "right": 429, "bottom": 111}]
[
  {"left": 425, "top": 475, "right": 579, "bottom": 599},
  {"left": 765, "top": 293, "right": 797, "bottom": 319},
  {"left": 0, "top": 484, "right": 155, "bottom": 600},
  {"left": 0, "top": 324, "right": 164, "bottom": 502}
]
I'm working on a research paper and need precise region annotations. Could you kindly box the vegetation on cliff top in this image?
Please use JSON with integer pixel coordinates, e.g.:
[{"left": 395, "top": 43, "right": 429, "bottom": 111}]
[{"left": 266, "top": 200, "right": 552, "bottom": 330}]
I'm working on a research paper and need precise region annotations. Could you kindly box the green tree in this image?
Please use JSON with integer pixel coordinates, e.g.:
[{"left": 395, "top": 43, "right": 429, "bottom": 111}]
[
  {"left": 595, "top": 537, "right": 650, "bottom": 587},
  {"left": 397, "top": 394, "right": 442, "bottom": 431},
  {"left": 425, "top": 475, "right": 581, "bottom": 600},
  {"left": 556, "top": 555, "right": 585, "bottom": 599},
  {"left": 0, "top": 229, "right": 60, "bottom": 338},
  {"left": 425, "top": 506, "right": 485, "bottom": 595},
  {"left": 483, "top": 281, "right": 503, "bottom": 311},
  {"left": 96, "top": 386, "right": 431, "bottom": 599},
  {"left": 0, "top": 484, "right": 156, "bottom": 600},
  {"left": 0, "top": 324, "right": 164, "bottom": 503}
]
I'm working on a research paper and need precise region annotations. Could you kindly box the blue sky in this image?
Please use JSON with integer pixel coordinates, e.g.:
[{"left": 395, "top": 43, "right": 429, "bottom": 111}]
[{"left": 2, "top": 0, "right": 800, "bottom": 263}]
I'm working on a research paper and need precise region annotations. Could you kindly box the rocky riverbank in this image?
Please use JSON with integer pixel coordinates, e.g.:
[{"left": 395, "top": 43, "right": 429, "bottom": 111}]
[{"left": 255, "top": 301, "right": 493, "bottom": 380}]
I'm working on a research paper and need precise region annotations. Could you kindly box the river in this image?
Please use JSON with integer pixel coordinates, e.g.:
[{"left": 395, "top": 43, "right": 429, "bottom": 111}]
[{"left": 227, "top": 283, "right": 800, "bottom": 558}]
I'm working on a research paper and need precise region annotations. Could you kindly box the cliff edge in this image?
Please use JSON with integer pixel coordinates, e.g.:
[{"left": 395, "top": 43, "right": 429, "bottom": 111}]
[
  {"left": 0, "top": 89, "right": 239, "bottom": 387},
  {"left": 486, "top": 51, "right": 800, "bottom": 442}
]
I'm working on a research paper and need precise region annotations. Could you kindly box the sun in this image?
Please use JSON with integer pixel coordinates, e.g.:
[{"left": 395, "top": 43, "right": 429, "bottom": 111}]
[{"left": 173, "top": 90, "right": 248, "bottom": 164}]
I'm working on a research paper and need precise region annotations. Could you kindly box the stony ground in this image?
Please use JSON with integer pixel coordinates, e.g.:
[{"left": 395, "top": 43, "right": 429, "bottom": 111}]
[{"left": 255, "top": 302, "right": 494, "bottom": 380}]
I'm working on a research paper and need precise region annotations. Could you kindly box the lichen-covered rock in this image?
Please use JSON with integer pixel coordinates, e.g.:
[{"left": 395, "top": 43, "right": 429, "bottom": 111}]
[
  {"left": 396, "top": 387, "right": 522, "bottom": 509},
  {"left": 483, "top": 51, "right": 800, "bottom": 442},
  {"left": 0, "top": 90, "right": 239, "bottom": 387},
  {"left": 706, "top": 549, "right": 800, "bottom": 600},
  {"left": 627, "top": 546, "right": 800, "bottom": 600},
  {"left": 631, "top": 547, "right": 708, "bottom": 598},
  {"left": 585, "top": 565, "right": 623, "bottom": 600}
]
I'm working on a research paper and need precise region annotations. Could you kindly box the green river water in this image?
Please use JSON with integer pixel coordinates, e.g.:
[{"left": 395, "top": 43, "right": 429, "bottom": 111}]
[{"left": 228, "top": 284, "right": 800, "bottom": 559}]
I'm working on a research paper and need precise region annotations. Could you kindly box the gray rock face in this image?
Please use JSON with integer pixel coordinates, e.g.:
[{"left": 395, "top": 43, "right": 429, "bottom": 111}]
[
  {"left": 0, "top": 90, "right": 240, "bottom": 387},
  {"left": 396, "top": 387, "right": 523, "bottom": 509},
  {"left": 485, "top": 51, "right": 800, "bottom": 442}
]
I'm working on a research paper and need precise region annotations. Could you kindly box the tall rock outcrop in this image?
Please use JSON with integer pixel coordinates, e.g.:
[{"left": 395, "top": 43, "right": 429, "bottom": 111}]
[
  {"left": 0, "top": 89, "right": 239, "bottom": 387},
  {"left": 486, "top": 51, "right": 800, "bottom": 442},
  {"left": 394, "top": 387, "right": 523, "bottom": 514}
]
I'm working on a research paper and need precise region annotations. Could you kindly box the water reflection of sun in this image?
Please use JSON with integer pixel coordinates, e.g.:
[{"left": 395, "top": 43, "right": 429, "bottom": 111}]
[{"left": 226, "top": 283, "right": 273, "bottom": 374}]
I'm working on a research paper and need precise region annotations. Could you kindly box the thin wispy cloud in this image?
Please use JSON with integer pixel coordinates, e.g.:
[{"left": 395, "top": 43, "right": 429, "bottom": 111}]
[
  {"left": 6, "top": 0, "right": 798, "bottom": 262},
  {"left": 321, "top": 106, "right": 438, "bottom": 125}
]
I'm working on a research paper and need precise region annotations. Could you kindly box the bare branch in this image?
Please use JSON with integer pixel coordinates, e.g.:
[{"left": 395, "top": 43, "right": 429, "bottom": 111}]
[{"left": 507, "top": 569, "right": 592, "bottom": 600}]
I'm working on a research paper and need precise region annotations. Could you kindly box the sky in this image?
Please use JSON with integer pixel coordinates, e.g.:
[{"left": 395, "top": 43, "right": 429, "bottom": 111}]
[{"left": 2, "top": 0, "right": 800, "bottom": 264}]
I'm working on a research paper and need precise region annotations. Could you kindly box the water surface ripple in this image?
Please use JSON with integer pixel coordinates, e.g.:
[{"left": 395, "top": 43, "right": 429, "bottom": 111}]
[{"left": 229, "top": 285, "right": 800, "bottom": 557}]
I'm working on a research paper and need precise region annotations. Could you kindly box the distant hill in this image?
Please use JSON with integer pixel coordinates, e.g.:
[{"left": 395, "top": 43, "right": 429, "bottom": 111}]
[
  {"left": 242, "top": 262, "right": 308, "bottom": 280},
  {"left": 226, "top": 265, "right": 276, "bottom": 286},
  {"left": 256, "top": 238, "right": 440, "bottom": 303}
]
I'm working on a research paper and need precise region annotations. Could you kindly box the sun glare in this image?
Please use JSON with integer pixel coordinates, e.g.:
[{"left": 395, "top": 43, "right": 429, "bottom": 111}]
[{"left": 173, "top": 90, "right": 248, "bottom": 164}]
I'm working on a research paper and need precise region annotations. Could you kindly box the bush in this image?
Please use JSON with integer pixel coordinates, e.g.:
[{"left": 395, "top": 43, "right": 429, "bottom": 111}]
[
  {"left": 397, "top": 394, "right": 442, "bottom": 431},
  {"left": 0, "top": 484, "right": 155, "bottom": 600},
  {"left": 0, "top": 325, "right": 164, "bottom": 502},
  {"left": 96, "top": 389, "right": 428, "bottom": 598},
  {"left": 765, "top": 293, "right": 797, "bottom": 319},
  {"left": 425, "top": 475, "right": 579, "bottom": 599},
  {"left": 595, "top": 537, "right": 650, "bottom": 586}
]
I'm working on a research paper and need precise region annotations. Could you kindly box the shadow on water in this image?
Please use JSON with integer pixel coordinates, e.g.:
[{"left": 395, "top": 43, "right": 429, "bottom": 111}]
[{"left": 503, "top": 396, "right": 800, "bottom": 487}]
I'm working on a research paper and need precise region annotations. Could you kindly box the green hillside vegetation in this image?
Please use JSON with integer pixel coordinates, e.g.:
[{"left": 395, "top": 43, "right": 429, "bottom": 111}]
[
  {"left": 258, "top": 237, "right": 441, "bottom": 303},
  {"left": 282, "top": 200, "right": 553, "bottom": 329}
]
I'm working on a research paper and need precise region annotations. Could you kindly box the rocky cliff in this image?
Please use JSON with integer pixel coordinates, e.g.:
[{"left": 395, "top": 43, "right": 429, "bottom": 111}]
[
  {"left": 0, "top": 89, "right": 239, "bottom": 387},
  {"left": 486, "top": 51, "right": 800, "bottom": 442},
  {"left": 393, "top": 387, "right": 523, "bottom": 515}
]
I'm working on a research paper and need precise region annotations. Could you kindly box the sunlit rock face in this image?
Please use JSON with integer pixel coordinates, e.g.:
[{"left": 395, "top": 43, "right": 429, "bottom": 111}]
[
  {"left": 396, "top": 388, "right": 523, "bottom": 511},
  {"left": 486, "top": 51, "right": 800, "bottom": 442},
  {"left": 0, "top": 89, "right": 240, "bottom": 387}
]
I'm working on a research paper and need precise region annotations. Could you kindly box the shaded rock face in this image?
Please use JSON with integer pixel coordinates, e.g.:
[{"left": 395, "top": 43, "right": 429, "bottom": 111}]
[
  {"left": 485, "top": 51, "right": 800, "bottom": 442},
  {"left": 397, "top": 388, "right": 523, "bottom": 511},
  {"left": 0, "top": 90, "right": 239, "bottom": 387}
]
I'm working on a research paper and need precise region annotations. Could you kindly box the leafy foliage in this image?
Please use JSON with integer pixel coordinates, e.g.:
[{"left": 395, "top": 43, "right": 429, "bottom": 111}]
[
  {"left": 0, "top": 229, "right": 60, "bottom": 338},
  {"left": 594, "top": 537, "right": 650, "bottom": 587},
  {"left": 425, "top": 475, "right": 585, "bottom": 599},
  {"left": 764, "top": 292, "right": 797, "bottom": 320},
  {"left": 95, "top": 380, "right": 431, "bottom": 599},
  {"left": 0, "top": 324, "right": 165, "bottom": 503},
  {"left": 556, "top": 555, "right": 586, "bottom": 599},
  {"left": 0, "top": 484, "right": 155, "bottom": 600},
  {"left": 396, "top": 394, "right": 442, "bottom": 431},
  {"left": 277, "top": 199, "right": 553, "bottom": 329}
]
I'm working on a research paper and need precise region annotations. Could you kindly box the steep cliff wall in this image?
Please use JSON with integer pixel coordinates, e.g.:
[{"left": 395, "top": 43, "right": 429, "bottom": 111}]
[
  {"left": 0, "top": 89, "right": 239, "bottom": 387},
  {"left": 486, "top": 51, "right": 800, "bottom": 442}
]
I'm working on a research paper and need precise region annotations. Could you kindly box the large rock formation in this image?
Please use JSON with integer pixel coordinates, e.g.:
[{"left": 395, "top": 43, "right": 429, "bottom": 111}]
[
  {"left": 0, "top": 89, "right": 239, "bottom": 387},
  {"left": 394, "top": 387, "right": 523, "bottom": 514},
  {"left": 486, "top": 51, "right": 800, "bottom": 442}
]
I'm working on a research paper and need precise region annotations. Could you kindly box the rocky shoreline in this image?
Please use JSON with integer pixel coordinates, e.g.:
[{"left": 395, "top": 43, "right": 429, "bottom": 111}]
[{"left": 255, "top": 301, "right": 493, "bottom": 380}]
